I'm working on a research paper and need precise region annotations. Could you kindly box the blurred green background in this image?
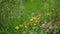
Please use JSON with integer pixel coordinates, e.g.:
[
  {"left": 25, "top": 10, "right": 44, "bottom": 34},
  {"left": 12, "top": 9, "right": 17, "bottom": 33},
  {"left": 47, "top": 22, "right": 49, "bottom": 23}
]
[{"left": 0, "top": 0, "right": 60, "bottom": 34}]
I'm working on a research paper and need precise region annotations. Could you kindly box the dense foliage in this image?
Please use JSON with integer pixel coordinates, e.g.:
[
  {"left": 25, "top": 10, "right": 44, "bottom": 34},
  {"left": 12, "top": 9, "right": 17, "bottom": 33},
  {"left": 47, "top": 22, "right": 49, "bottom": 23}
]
[{"left": 0, "top": 0, "right": 60, "bottom": 34}]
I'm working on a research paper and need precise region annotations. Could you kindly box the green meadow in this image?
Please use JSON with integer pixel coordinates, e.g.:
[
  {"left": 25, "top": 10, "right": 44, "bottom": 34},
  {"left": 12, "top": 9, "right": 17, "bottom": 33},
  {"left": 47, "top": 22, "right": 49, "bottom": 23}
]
[{"left": 0, "top": 0, "right": 60, "bottom": 34}]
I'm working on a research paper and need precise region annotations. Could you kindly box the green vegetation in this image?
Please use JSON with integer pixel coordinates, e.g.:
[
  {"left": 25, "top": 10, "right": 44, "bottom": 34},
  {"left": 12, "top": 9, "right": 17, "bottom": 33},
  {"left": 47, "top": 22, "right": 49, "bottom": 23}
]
[{"left": 0, "top": 0, "right": 60, "bottom": 34}]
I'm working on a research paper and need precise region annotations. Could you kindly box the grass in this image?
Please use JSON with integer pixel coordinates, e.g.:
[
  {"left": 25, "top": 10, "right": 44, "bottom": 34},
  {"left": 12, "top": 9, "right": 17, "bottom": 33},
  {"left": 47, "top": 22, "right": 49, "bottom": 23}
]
[{"left": 0, "top": 0, "right": 60, "bottom": 34}]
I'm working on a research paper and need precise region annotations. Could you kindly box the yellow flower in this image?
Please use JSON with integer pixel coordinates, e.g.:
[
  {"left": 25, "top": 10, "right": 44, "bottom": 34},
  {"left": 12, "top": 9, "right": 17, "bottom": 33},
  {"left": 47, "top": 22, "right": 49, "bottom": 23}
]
[
  {"left": 32, "top": 17, "right": 36, "bottom": 20},
  {"left": 30, "top": 17, "right": 36, "bottom": 21},
  {"left": 37, "top": 14, "right": 42, "bottom": 17},
  {"left": 36, "top": 18, "right": 40, "bottom": 20},
  {"left": 25, "top": 25, "right": 27, "bottom": 28},
  {"left": 15, "top": 26, "right": 19, "bottom": 30},
  {"left": 30, "top": 18, "right": 33, "bottom": 21},
  {"left": 34, "top": 23, "right": 37, "bottom": 26},
  {"left": 19, "top": 25, "right": 23, "bottom": 27}
]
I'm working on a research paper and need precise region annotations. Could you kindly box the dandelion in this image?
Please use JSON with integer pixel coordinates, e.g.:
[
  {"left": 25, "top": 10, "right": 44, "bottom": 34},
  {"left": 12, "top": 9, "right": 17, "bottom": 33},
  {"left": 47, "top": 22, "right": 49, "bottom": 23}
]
[{"left": 15, "top": 26, "right": 19, "bottom": 30}]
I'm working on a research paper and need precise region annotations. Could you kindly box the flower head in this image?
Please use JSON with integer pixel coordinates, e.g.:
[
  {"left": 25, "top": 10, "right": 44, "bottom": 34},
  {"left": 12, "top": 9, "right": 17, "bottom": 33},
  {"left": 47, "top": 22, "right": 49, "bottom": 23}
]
[
  {"left": 30, "top": 17, "right": 36, "bottom": 21},
  {"left": 37, "top": 14, "right": 42, "bottom": 17},
  {"left": 34, "top": 23, "right": 37, "bottom": 26},
  {"left": 19, "top": 25, "right": 23, "bottom": 27},
  {"left": 25, "top": 25, "right": 28, "bottom": 28},
  {"left": 15, "top": 26, "right": 19, "bottom": 30}
]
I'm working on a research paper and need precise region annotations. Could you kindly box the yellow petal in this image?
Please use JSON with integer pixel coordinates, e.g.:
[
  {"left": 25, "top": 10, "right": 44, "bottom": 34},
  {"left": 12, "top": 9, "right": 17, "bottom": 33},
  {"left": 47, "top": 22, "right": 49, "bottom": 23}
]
[
  {"left": 30, "top": 17, "right": 36, "bottom": 21},
  {"left": 19, "top": 25, "right": 23, "bottom": 27},
  {"left": 37, "top": 14, "right": 42, "bottom": 17},
  {"left": 30, "top": 18, "right": 33, "bottom": 21},
  {"left": 25, "top": 26, "right": 27, "bottom": 28},
  {"left": 15, "top": 26, "right": 19, "bottom": 29},
  {"left": 34, "top": 23, "right": 37, "bottom": 26}
]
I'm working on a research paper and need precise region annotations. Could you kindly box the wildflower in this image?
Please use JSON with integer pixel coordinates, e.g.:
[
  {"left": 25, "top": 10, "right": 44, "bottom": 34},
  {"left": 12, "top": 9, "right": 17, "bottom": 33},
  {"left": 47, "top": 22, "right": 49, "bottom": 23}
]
[
  {"left": 15, "top": 26, "right": 19, "bottom": 30},
  {"left": 34, "top": 23, "right": 37, "bottom": 26},
  {"left": 36, "top": 18, "right": 40, "bottom": 20},
  {"left": 19, "top": 25, "right": 23, "bottom": 27},
  {"left": 37, "top": 14, "right": 42, "bottom": 17},
  {"left": 32, "top": 17, "right": 36, "bottom": 19},
  {"left": 30, "top": 17, "right": 36, "bottom": 21},
  {"left": 30, "top": 18, "right": 33, "bottom": 21},
  {"left": 25, "top": 25, "right": 27, "bottom": 28}
]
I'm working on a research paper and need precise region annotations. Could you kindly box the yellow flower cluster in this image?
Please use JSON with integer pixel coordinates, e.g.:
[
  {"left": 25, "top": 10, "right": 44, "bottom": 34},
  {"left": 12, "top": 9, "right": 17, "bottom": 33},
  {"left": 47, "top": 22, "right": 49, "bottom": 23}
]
[
  {"left": 30, "top": 17, "right": 36, "bottom": 22},
  {"left": 30, "top": 13, "right": 42, "bottom": 21},
  {"left": 15, "top": 12, "right": 52, "bottom": 30},
  {"left": 15, "top": 24, "right": 23, "bottom": 30},
  {"left": 37, "top": 14, "right": 42, "bottom": 17},
  {"left": 15, "top": 23, "right": 37, "bottom": 30}
]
